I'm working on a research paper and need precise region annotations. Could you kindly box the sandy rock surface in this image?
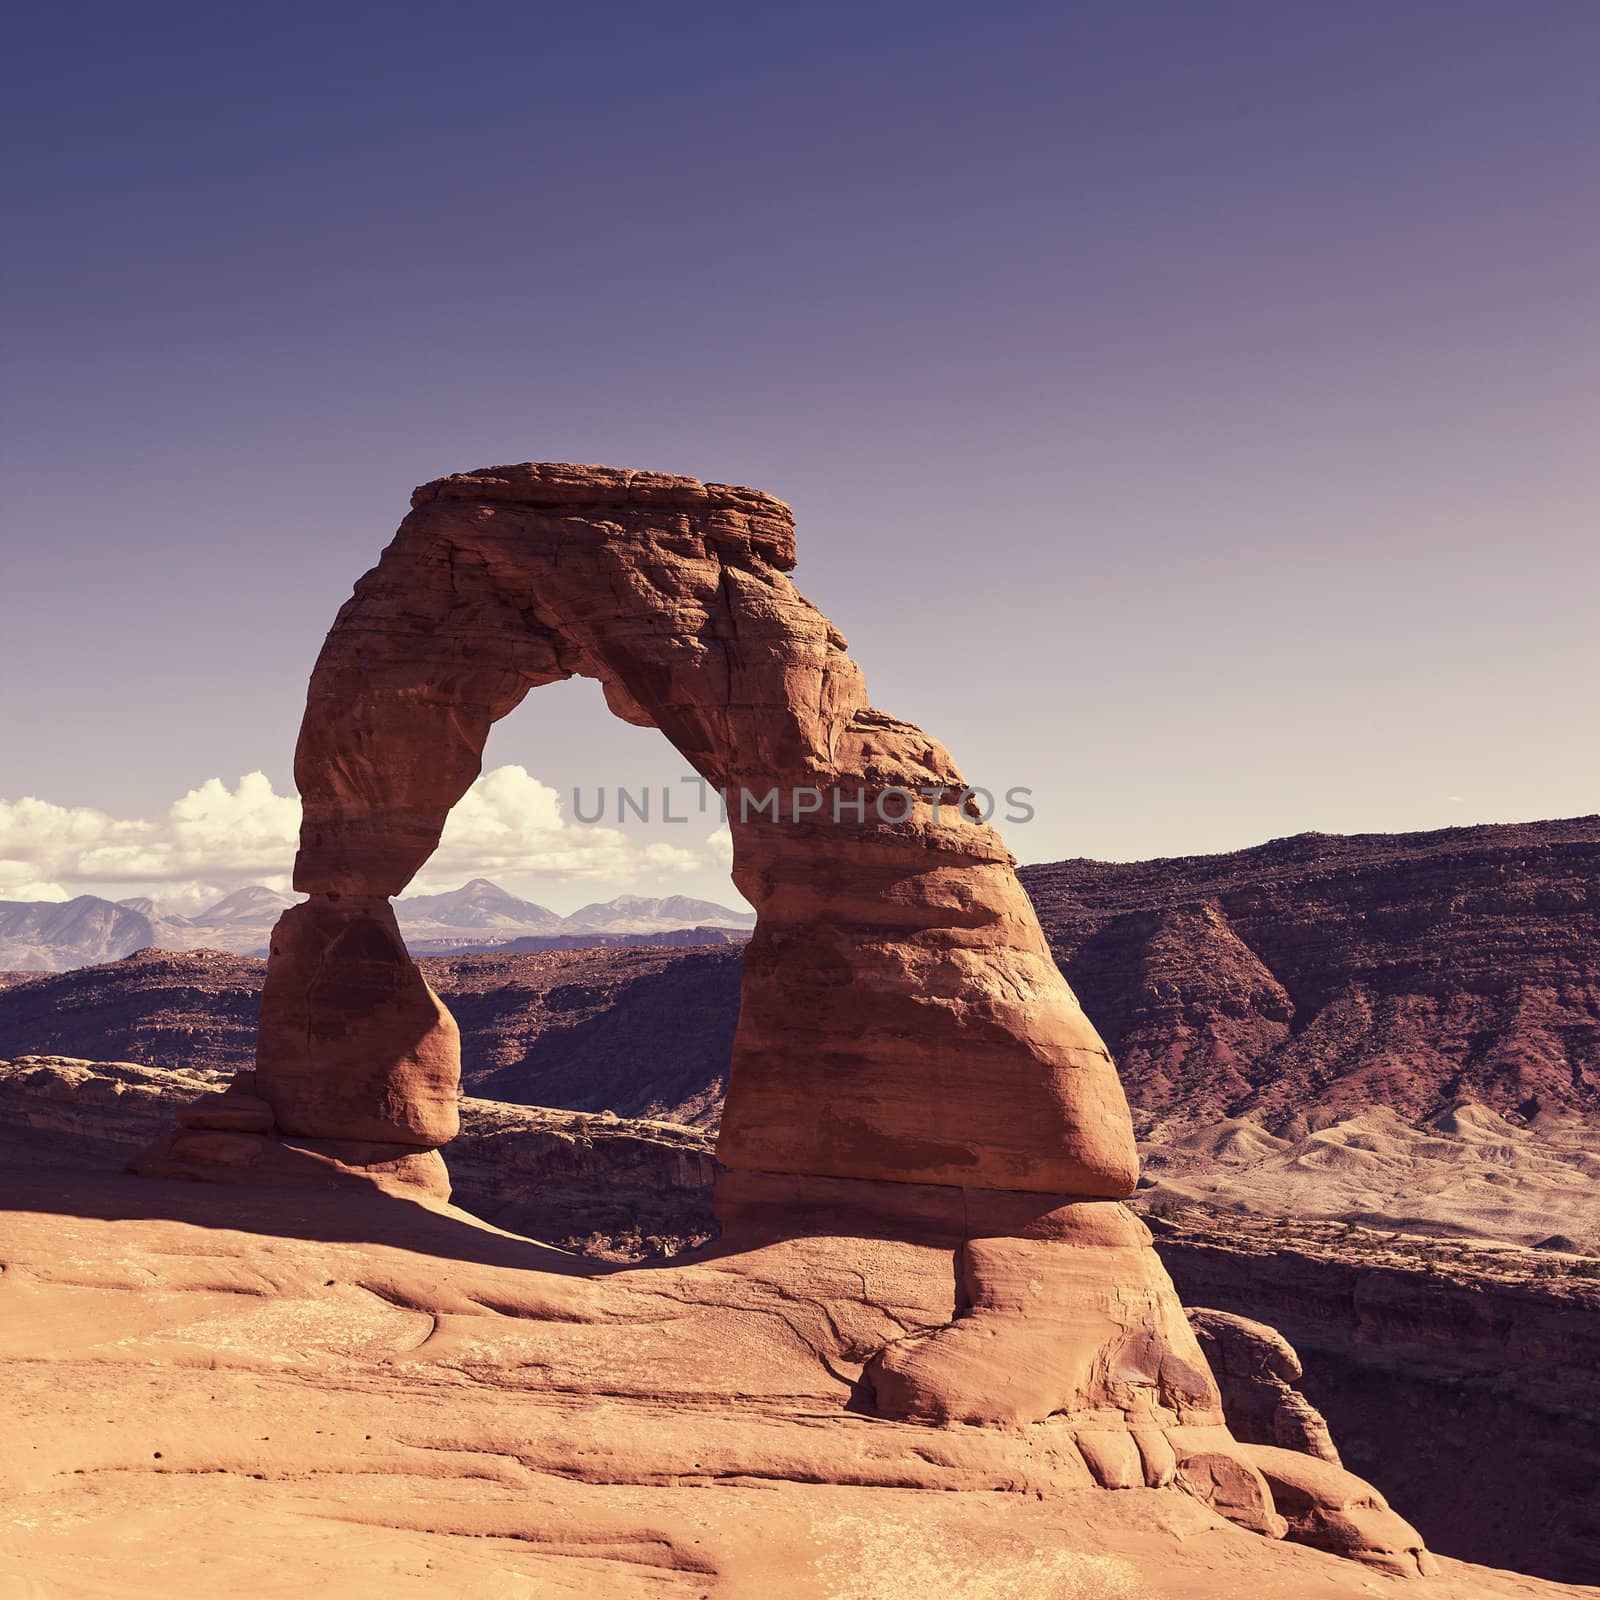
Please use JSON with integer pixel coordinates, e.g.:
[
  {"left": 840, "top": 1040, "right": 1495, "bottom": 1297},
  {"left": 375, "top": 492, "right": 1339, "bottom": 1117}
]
[{"left": 3, "top": 1169, "right": 1586, "bottom": 1600}]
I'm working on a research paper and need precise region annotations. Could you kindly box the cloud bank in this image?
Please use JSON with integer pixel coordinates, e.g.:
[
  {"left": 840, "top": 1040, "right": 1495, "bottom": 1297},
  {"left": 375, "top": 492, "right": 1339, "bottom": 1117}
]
[{"left": 0, "top": 766, "right": 714, "bottom": 909}]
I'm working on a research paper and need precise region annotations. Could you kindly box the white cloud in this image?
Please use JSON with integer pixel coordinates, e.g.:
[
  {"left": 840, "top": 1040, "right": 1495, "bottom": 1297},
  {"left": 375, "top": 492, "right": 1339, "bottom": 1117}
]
[
  {"left": 0, "top": 766, "right": 717, "bottom": 906},
  {"left": 0, "top": 863, "right": 71, "bottom": 901},
  {"left": 707, "top": 824, "right": 733, "bottom": 868},
  {"left": 0, "top": 775, "right": 299, "bottom": 901},
  {"left": 170, "top": 772, "right": 301, "bottom": 868},
  {"left": 410, "top": 765, "right": 702, "bottom": 890}
]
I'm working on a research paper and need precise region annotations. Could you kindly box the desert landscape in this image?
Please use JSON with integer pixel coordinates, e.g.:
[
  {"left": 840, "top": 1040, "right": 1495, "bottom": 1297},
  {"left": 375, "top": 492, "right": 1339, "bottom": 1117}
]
[
  {"left": 3, "top": 462, "right": 1598, "bottom": 1598},
  {"left": 8, "top": 7, "right": 1599, "bottom": 1595}
]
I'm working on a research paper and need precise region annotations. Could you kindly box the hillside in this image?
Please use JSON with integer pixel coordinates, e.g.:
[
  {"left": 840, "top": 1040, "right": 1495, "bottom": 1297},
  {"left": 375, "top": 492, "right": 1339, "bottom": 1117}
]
[
  {"left": 0, "top": 944, "right": 740, "bottom": 1126},
  {"left": 424, "top": 944, "right": 740, "bottom": 1124},
  {"left": 0, "top": 949, "right": 266, "bottom": 1071},
  {"left": 1019, "top": 816, "right": 1600, "bottom": 1129}
]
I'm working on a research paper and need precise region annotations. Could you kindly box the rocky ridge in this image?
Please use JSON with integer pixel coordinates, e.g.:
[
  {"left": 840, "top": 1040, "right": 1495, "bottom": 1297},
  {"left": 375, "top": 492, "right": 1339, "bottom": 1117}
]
[
  {"left": 0, "top": 944, "right": 741, "bottom": 1125},
  {"left": 1019, "top": 816, "right": 1600, "bottom": 1128}
]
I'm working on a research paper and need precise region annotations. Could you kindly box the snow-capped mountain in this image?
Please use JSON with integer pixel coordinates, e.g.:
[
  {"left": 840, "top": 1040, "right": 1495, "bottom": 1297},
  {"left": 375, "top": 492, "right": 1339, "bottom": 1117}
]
[
  {"left": 562, "top": 894, "right": 756, "bottom": 935},
  {"left": 0, "top": 880, "right": 754, "bottom": 970},
  {"left": 394, "top": 879, "right": 565, "bottom": 935}
]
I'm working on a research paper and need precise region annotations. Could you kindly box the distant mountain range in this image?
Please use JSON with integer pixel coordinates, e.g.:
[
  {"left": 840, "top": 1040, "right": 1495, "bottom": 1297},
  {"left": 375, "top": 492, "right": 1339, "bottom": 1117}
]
[
  {"left": 394, "top": 881, "right": 753, "bottom": 953},
  {"left": 396, "top": 880, "right": 752, "bottom": 940},
  {"left": 398, "top": 878, "right": 566, "bottom": 937},
  {"left": 0, "top": 878, "right": 753, "bottom": 972},
  {"left": 0, "top": 898, "right": 177, "bottom": 975}
]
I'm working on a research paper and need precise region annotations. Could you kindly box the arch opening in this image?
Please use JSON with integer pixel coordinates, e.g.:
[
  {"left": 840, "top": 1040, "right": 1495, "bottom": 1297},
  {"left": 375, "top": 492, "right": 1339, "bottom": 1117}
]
[{"left": 395, "top": 671, "right": 743, "bottom": 919}]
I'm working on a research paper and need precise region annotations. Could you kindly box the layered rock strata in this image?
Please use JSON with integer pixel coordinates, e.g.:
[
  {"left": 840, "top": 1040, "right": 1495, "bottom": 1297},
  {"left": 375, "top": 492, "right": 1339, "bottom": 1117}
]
[{"left": 1020, "top": 818, "right": 1600, "bottom": 1128}]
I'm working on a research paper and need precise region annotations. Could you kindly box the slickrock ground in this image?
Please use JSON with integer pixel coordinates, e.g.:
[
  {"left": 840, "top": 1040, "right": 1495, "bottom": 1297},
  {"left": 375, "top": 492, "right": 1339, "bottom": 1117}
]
[
  {"left": 0, "top": 1057, "right": 716, "bottom": 1259},
  {"left": 2, "top": 1165, "right": 1587, "bottom": 1600},
  {"left": 8, "top": 1056, "right": 1599, "bottom": 1584},
  {"left": 1020, "top": 817, "right": 1600, "bottom": 1127}
]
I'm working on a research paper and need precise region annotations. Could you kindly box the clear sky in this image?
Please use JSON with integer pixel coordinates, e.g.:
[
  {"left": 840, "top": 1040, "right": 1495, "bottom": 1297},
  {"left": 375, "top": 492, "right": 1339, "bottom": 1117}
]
[{"left": 3, "top": 1, "right": 1598, "bottom": 912}]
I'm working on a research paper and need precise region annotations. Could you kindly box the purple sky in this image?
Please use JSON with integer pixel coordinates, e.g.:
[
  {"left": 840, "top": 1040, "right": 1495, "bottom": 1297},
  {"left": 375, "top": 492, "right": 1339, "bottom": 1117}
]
[{"left": 3, "top": 2, "right": 1598, "bottom": 911}]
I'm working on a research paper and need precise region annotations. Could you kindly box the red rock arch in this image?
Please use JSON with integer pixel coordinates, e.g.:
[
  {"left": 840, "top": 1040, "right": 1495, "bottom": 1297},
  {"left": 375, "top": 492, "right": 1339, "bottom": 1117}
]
[
  {"left": 249, "top": 463, "right": 1137, "bottom": 1208},
  {"left": 132, "top": 470, "right": 1440, "bottom": 1571}
]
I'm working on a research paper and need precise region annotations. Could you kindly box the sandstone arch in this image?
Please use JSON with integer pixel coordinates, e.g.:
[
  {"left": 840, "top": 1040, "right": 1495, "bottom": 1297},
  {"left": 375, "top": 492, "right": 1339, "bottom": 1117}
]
[
  {"left": 246, "top": 461, "right": 1138, "bottom": 1210},
  {"left": 131, "top": 464, "right": 1435, "bottom": 1574}
]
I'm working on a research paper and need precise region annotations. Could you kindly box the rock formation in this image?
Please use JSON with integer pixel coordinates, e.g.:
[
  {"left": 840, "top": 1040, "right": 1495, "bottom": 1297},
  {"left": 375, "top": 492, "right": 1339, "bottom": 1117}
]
[
  {"left": 144, "top": 463, "right": 1136, "bottom": 1199},
  {"left": 1020, "top": 817, "right": 1600, "bottom": 1128},
  {"left": 1187, "top": 1308, "right": 1342, "bottom": 1463},
  {"left": 134, "top": 462, "right": 1431, "bottom": 1575}
]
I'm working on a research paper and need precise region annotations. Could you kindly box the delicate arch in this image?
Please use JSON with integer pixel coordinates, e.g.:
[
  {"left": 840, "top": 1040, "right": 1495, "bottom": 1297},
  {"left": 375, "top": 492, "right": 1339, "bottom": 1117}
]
[{"left": 251, "top": 463, "right": 1138, "bottom": 1205}]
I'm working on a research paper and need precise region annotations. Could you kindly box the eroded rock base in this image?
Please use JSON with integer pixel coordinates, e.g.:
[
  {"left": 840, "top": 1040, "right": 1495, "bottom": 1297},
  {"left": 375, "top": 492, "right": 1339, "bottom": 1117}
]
[
  {"left": 0, "top": 1171, "right": 1540, "bottom": 1596},
  {"left": 130, "top": 1071, "right": 451, "bottom": 1200},
  {"left": 711, "top": 1169, "right": 1430, "bottom": 1573},
  {"left": 132, "top": 1126, "right": 452, "bottom": 1201}
]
